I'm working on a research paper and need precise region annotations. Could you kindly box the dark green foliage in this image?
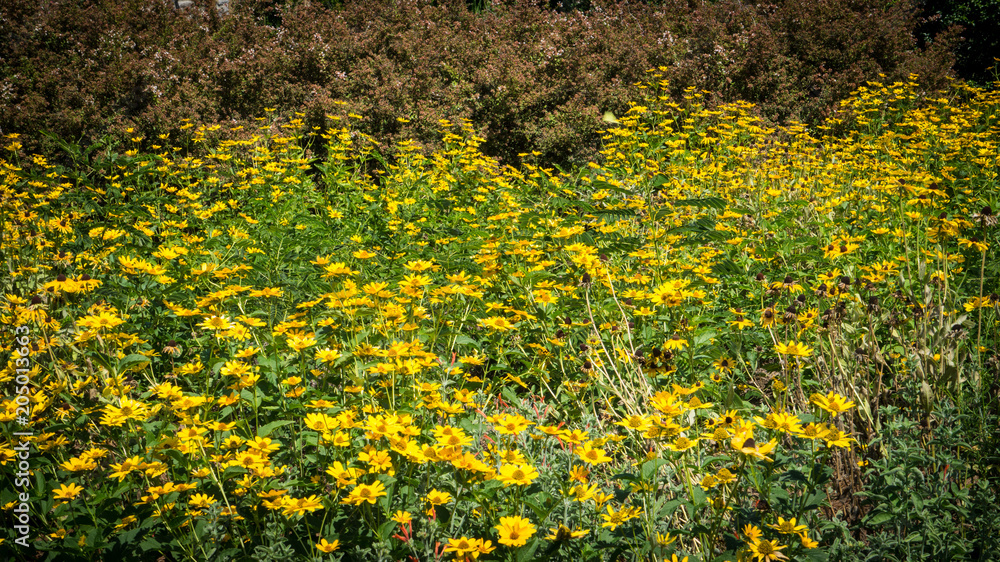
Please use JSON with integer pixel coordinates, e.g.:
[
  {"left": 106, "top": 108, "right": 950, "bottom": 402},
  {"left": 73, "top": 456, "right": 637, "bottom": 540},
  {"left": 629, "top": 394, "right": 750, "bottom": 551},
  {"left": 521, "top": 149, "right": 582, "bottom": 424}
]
[
  {"left": 917, "top": 0, "right": 1000, "bottom": 86},
  {"left": 844, "top": 399, "right": 1000, "bottom": 561}
]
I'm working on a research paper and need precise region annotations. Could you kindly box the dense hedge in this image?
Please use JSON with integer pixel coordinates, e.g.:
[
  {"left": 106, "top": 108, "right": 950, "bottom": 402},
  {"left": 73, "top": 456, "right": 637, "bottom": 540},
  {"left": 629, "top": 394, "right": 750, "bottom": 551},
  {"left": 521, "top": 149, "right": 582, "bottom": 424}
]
[
  {"left": 0, "top": 0, "right": 959, "bottom": 167},
  {"left": 916, "top": 0, "right": 1000, "bottom": 86}
]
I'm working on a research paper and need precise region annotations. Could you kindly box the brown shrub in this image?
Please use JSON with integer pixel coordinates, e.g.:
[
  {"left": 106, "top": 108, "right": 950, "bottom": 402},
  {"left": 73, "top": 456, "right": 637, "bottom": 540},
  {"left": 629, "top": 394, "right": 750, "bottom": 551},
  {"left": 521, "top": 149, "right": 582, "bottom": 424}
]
[
  {"left": 664, "top": 0, "right": 960, "bottom": 124},
  {"left": 0, "top": 0, "right": 959, "bottom": 167}
]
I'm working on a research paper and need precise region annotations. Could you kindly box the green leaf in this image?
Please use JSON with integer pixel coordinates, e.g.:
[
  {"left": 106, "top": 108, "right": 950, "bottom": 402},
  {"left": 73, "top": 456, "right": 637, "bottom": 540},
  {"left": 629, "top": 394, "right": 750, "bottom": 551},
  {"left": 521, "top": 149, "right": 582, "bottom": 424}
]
[
  {"left": 515, "top": 538, "right": 542, "bottom": 562},
  {"left": 115, "top": 527, "right": 142, "bottom": 548},
  {"left": 523, "top": 494, "right": 555, "bottom": 521},
  {"left": 691, "top": 484, "right": 707, "bottom": 507},
  {"left": 802, "top": 491, "right": 826, "bottom": 511},
  {"left": 903, "top": 531, "right": 923, "bottom": 543},
  {"left": 919, "top": 380, "right": 934, "bottom": 415},
  {"left": 300, "top": 432, "right": 320, "bottom": 448},
  {"left": 501, "top": 386, "right": 520, "bottom": 406},
  {"left": 453, "top": 335, "right": 481, "bottom": 349},
  {"left": 865, "top": 511, "right": 894, "bottom": 526},
  {"left": 674, "top": 197, "right": 727, "bottom": 209},
  {"left": 117, "top": 353, "right": 151, "bottom": 372},
  {"left": 780, "top": 469, "right": 809, "bottom": 484},
  {"left": 257, "top": 419, "right": 294, "bottom": 438},
  {"left": 658, "top": 499, "right": 683, "bottom": 518},
  {"left": 611, "top": 472, "right": 639, "bottom": 484},
  {"left": 650, "top": 207, "right": 675, "bottom": 221},
  {"left": 221, "top": 465, "right": 247, "bottom": 482},
  {"left": 378, "top": 519, "right": 396, "bottom": 541},
  {"left": 711, "top": 259, "right": 741, "bottom": 276},
  {"left": 240, "top": 388, "right": 262, "bottom": 408},
  {"left": 640, "top": 459, "right": 670, "bottom": 481},
  {"left": 590, "top": 180, "right": 635, "bottom": 195},
  {"left": 693, "top": 330, "right": 717, "bottom": 347}
]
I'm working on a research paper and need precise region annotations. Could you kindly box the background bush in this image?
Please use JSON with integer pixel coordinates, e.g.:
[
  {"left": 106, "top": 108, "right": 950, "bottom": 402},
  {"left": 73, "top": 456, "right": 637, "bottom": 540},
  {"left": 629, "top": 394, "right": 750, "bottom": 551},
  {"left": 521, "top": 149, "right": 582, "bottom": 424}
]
[
  {"left": 916, "top": 0, "right": 1000, "bottom": 86},
  {"left": 0, "top": 0, "right": 961, "bottom": 167}
]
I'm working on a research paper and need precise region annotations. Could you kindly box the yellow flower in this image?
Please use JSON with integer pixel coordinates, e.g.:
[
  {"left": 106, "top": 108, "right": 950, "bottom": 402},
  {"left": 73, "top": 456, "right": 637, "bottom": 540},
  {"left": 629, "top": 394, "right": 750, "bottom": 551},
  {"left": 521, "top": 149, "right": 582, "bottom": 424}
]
[
  {"left": 189, "top": 493, "right": 217, "bottom": 509},
  {"left": 425, "top": 489, "right": 452, "bottom": 506},
  {"left": 101, "top": 397, "right": 151, "bottom": 427},
  {"left": 444, "top": 536, "right": 479, "bottom": 557},
  {"left": 198, "top": 315, "right": 231, "bottom": 331},
  {"left": 713, "top": 357, "right": 735, "bottom": 372},
  {"left": 479, "top": 316, "right": 515, "bottom": 331},
  {"left": 767, "top": 516, "right": 808, "bottom": 535},
  {"left": 109, "top": 456, "right": 144, "bottom": 481},
  {"left": 600, "top": 505, "right": 641, "bottom": 530},
  {"left": 316, "top": 538, "right": 340, "bottom": 553},
  {"left": 434, "top": 425, "right": 473, "bottom": 448},
  {"left": 358, "top": 448, "right": 394, "bottom": 474},
  {"left": 247, "top": 436, "right": 281, "bottom": 454},
  {"left": 325, "top": 462, "right": 364, "bottom": 487},
  {"left": 495, "top": 516, "right": 536, "bottom": 547},
  {"left": 575, "top": 442, "right": 612, "bottom": 465},
  {"left": 473, "top": 539, "right": 496, "bottom": 557},
  {"left": 747, "top": 537, "right": 788, "bottom": 561},
  {"left": 809, "top": 391, "right": 856, "bottom": 417},
  {"left": 742, "top": 524, "right": 763, "bottom": 542},
  {"left": 341, "top": 481, "right": 386, "bottom": 505},
  {"left": 404, "top": 259, "right": 436, "bottom": 272},
  {"left": 495, "top": 463, "right": 539, "bottom": 487},
  {"left": 799, "top": 532, "right": 819, "bottom": 548},
  {"left": 715, "top": 467, "right": 737, "bottom": 484},
  {"left": 656, "top": 532, "right": 676, "bottom": 546},
  {"left": 488, "top": 413, "right": 533, "bottom": 435},
  {"left": 700, "top": 473, "right": 719, "bottom": 490},
  {"left": 286, "top": 331, "right": 318, "bottom": 352},
  {"left": 77, "top": 310, "right": 125, "bottom": 331},
  {"left": 568, "top": 465, "right": 589, "bottom": 483},
  {"left": 615, "top": 414, "right": 653, "bottom": 432},
  {"left": 760, "top": 307, "right": 777, "bottom": 328},
  {"left": 398, "top": 274, "right": 432, "bottom": 294},
  {"left": 53, "top": 483, "right": 84, "bottom": 500},
  {"left": 304, "top": 413, "right": 339, "bottom": 433},
  {"left": 774, "top": 340, "right": 813, "bottom": 357},
  {"left": 315, "top": 348, "right": 342, "bottom": 363},
  {"left": 799, "top": 422, "right": 830, "bottom": 440},
  {"left": 114, "top": 515, "right": 138, "bottom": 530},
  {"left": 729, "top": 308, "right": 755, "bottom": 329},
  {"left": 43, "top": 274, "right": 79, "bottom": 294},
  {"left": 662, "top": 334, "right": 687, "bottom": 350},
  {"left": 252, "top": 287, "right": 283, "bottom": 298},
  {"left": 958, "top": 237, "right": 988, "bottom": 252},
  {"left": 568, "top": 483, "right": 599, "bottom": 502},
  {"left": 730, "top": 425, "right": 778, "bottom": 462},
  {"left": 665, "top": 435, "right": 699, "bottom": 452},
  {"left": 823, "top": 427, "right": 856, "bottom": 449},
  {"left": 322, "top": 262, "right": 359, "bottom": 277},
  {"left": 964, "top": 296, "right": 994, "bottom": 311},
  {"left": 544, "top": 525, "right": 589, "bottom": 541},
  {"left": 754, "top": 412, "right": 803, "bottom": 435}
]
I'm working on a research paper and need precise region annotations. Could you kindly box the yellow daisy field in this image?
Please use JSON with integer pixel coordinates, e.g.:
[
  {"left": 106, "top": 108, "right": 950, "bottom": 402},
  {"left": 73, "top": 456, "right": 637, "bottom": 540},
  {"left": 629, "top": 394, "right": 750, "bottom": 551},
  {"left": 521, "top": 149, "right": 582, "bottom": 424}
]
[{"left": 1, "top": 70, "right": 998, "bottom": 561}]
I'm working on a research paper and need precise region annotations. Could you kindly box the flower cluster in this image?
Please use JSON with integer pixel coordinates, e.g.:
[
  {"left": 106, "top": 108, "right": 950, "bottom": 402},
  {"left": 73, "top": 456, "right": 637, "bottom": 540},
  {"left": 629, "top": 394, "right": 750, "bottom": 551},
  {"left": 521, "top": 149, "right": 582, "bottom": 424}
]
[{"left": 0, "top": 75, "right": 996, "bottom": 560}]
